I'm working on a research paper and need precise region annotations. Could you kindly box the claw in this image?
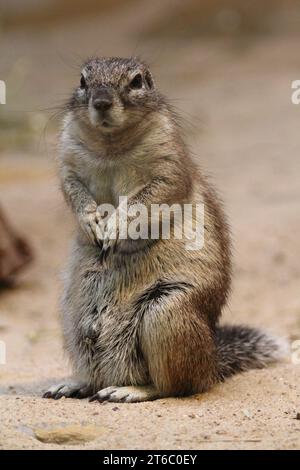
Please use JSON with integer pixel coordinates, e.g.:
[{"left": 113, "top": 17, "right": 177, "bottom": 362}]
[
  {"left": 54, "top": 393, "right": 63, "bottom": 400},
  {"left": 88, "top": 392, "right": 111, "bottom": 403},
  {"left": 119, "top": 394, "right": 129, "bottom": 402},
  {"left": 88, "top": 393, "right": 100, "bottom": 402}
]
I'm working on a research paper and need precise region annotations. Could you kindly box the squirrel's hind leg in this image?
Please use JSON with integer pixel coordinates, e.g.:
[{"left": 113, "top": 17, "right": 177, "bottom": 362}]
[
  {"left": 43, "top": 380, "right": 93, "bottom": 400},
  {"left": 140, "top": 288, "right": 219, "bottom": 397}
]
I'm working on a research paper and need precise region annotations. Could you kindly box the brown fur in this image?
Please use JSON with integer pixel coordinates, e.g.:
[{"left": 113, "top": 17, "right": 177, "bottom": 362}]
[{"left": 43, "top": 57, "right": 285, "bottom": 403}]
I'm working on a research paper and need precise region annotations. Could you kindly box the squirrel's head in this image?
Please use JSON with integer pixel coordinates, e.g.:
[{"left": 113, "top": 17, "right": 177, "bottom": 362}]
[{"left": 68, "top": 57, "right": 163, "bottom": 134}]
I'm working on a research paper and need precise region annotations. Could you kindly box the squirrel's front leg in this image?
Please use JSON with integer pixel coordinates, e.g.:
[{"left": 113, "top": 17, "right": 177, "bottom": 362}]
[
  {"left": 78, "top": 202, "right": 104, "bottom": 248},
  {"left": 60, "top": 168, "right": 104, "bottom": 247}
]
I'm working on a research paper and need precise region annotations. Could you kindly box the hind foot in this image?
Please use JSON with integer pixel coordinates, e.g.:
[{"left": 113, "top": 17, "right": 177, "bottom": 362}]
[
  {"left": 43, "top": 380, "right": 92, "bottom": 400},
  {"left": 89, "top": 385, "right": 161, "bottom": 403}
]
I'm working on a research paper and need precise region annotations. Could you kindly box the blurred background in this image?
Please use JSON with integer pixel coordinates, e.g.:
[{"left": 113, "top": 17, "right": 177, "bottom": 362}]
[{"left": 0, "top": 0, "right": 300, "bottom": 450}]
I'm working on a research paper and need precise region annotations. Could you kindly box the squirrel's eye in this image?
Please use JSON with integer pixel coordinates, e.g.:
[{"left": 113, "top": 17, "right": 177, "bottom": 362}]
[
  {"left": 80, "top": 74, "right": 86, "bottom": 89},
  {"left": 129, "top": 73, "right": 143, "bottom": 90}
]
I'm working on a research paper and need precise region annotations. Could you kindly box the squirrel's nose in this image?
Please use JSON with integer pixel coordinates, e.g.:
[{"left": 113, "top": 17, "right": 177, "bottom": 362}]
[{"left": 93, "top": 97, "right": 113, "bottom": 112}]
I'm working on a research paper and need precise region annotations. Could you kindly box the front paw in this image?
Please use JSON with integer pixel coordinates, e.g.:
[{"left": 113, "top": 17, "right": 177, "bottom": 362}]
[{"left": 79, "top": 210, "right": 104, "bottom": 248}]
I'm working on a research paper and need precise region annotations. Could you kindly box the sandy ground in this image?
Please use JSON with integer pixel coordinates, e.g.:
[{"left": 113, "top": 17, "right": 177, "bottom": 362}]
[{"left": 0, "top": 2, "right": 300, "bottom": 450}]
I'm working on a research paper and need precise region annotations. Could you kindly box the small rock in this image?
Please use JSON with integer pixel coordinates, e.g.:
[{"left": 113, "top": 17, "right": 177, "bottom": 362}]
[
  {"left": 242, "top": 409, "right": 251, "bottom": 418},
  {"left": 34, "top": 424, "right": 103, "bottom": 445},
  {"left": 26, "top": 330, "right": 42, "bottom": 343},
  {"left": 296, "top": 413, "right": 300, "bottom": 420},
  {"left": 112, "top": 407, "right": 119, "bottom": 411}
]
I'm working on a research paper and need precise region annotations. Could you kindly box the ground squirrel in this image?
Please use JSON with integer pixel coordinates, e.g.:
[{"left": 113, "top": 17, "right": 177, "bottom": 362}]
[{"left": 44, "top": 57, "right": 286, "bottom": 403}]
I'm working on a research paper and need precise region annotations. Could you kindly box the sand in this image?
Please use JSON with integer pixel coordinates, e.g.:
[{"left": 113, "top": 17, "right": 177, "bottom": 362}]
[{"left": 0, "top": 1, "right": 300, "bottom": 450}]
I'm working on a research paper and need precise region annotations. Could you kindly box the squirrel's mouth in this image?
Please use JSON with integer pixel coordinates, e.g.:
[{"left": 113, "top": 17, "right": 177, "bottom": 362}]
[{"left": 98, "top": 119, "right": 120, "bottom": 131}]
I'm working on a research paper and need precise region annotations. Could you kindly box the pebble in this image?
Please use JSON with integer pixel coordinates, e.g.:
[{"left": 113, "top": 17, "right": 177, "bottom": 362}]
[{"left": 34, "top": 424, "right": 103, "bottom": 445}]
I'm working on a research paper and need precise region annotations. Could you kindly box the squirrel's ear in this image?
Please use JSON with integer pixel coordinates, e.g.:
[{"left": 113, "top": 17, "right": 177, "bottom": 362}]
[{"left": 145, "top": 70, "right": 154, "bottom": 89}]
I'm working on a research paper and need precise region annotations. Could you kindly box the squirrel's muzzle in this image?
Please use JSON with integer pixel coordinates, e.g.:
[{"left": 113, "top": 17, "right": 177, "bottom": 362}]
[{"left": 92, "top": 89, "right": 113, "bottom": 113}]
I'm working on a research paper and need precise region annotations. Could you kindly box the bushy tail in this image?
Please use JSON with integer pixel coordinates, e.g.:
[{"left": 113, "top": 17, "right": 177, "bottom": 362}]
[{"left": 216, "top": 324, "right": 288, "bottom": 381}]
